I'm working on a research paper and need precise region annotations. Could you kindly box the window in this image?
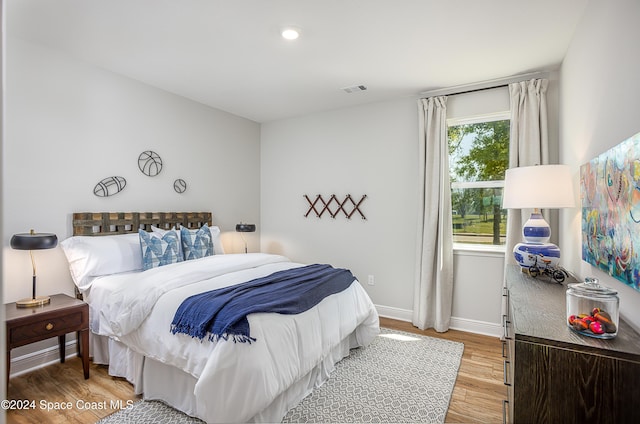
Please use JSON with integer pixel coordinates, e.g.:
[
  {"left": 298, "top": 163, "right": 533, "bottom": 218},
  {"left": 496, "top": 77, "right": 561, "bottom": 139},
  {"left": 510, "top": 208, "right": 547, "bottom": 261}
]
[{"left": 448, "top": 113, "right": 510, "bottom": 246}]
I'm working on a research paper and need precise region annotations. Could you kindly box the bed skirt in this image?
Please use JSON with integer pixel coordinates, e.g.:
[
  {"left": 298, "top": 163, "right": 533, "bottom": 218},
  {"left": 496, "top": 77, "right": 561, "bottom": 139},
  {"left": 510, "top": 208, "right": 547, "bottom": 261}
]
[
  {"left": 143, "top": 331, "right": 361, "bottom": 422},
  {"left": 91, "top": 333, "right": 145, "bottom": 394},
  {"left": 92, "top": 330, "right": 363, "bottom": 422}
]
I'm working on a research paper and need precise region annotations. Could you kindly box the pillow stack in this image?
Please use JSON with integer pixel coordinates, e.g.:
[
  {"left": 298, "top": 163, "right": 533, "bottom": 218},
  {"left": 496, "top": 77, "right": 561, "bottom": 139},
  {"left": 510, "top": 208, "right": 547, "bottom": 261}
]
[
  {"left": 60, "top": 232, "right": 143, "bottom": 291},
  {"left": 60, "top": 225, "right": 225, "bottom": 290},
  {"left": 140, "top": 224, "right": 218, "bottom": 271}
]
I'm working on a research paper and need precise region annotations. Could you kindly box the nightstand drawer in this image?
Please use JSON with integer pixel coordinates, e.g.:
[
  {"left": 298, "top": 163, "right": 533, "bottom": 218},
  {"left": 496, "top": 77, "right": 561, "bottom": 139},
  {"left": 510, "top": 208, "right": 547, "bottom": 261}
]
[{"left": 9, "top": 311, "right": 84, "bottom": 346}]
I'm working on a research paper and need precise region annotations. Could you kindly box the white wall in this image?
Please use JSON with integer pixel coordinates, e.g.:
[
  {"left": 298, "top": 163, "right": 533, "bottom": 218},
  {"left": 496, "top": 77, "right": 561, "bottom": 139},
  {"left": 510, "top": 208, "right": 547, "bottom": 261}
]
[
  {"left": 560, "top": 0, "right": 640, "bottom": 330},
  {"left": 3, "top": 38, "right": 261, "bottom": 330},
  {"left": 261, "top": 98, "right": 419, "bottom": 317},
  {"left": 260, "top": 83, "right": 559, "bottom": 335}
]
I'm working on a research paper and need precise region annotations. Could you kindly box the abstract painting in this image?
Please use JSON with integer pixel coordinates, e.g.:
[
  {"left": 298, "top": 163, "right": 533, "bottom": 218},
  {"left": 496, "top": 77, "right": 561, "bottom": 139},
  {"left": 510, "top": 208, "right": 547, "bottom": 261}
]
[{"left": 581, "top": 132, "right": 640, "bottom": 291}]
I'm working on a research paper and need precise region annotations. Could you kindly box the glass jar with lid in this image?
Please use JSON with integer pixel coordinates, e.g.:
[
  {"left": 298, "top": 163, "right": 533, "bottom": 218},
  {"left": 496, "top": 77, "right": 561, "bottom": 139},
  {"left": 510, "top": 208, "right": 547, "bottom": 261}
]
[{"left": 566, "top": 277, "right": 619, "bottom": 339}]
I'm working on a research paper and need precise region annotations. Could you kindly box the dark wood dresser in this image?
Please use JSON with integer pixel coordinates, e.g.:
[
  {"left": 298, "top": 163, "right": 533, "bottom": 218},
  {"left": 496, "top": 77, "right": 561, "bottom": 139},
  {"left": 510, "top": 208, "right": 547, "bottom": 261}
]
[{"left": 502, "top": 265, "right": 640, "bottom": 423}]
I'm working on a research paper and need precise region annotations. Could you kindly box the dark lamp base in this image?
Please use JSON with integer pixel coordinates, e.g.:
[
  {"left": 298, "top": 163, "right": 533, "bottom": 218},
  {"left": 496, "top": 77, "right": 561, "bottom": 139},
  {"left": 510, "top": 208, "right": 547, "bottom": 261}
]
[{"left": 16, "top": 296, "right": 51, "bottom": 308}]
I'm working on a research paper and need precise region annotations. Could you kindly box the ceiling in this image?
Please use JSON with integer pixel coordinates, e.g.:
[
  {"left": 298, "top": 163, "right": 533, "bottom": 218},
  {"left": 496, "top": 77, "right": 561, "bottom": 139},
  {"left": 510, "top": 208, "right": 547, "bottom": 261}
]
[{"left": 7, "top": 0, "right": 589, "bottom": 123}]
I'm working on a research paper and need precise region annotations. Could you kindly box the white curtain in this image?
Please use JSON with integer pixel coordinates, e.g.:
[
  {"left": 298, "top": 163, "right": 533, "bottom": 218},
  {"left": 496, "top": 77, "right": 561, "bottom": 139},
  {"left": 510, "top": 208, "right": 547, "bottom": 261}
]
[
  {"left": 505, "top": 78, "right": 549, "bottom": 265},
  {"left": 414, "top": 96, "right": 453, "bottom": 332}
]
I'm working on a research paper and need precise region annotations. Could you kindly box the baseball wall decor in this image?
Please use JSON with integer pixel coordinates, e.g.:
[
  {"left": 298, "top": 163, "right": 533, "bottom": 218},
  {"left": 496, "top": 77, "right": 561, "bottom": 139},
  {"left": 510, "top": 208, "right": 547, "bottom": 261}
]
[{"left": 174, "top": 179, "right": 187, "bottom": 193}]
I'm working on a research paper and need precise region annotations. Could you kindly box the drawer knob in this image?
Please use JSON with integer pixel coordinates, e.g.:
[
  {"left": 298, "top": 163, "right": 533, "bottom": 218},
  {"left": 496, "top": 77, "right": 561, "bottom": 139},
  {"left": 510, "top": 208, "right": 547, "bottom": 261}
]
[{"left": 45, "top": 323, "right": 54, "bottom": 331}]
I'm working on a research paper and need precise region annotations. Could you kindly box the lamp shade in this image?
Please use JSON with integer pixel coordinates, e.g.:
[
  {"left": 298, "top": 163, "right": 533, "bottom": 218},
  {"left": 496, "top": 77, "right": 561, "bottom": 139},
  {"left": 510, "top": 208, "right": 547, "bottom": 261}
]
[
  {"left": 11, "top": 231, "right": 58, "bottom": 250},
  {"left": 235, "top": 223, "right": 256, "bottom": 232},
  {"left": 503, "top": 165, "right": 575, "bottom": 269},
  {"left": 502, "top": 164, "right": 575, "bottom": 209}
]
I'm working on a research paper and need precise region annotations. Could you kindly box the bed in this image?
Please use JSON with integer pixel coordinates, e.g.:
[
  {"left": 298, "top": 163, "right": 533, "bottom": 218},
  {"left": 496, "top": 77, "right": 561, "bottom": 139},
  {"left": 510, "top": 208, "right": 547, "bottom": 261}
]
[{"left": 60, "top": 212, "right": 380, "bottom": 423}]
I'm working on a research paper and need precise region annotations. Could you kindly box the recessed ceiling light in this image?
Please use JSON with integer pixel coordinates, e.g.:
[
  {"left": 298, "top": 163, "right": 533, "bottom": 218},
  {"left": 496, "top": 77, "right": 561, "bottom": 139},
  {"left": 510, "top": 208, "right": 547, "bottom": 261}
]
[{"left": 281, "top": 27, "right": 301, "bottom": 40}]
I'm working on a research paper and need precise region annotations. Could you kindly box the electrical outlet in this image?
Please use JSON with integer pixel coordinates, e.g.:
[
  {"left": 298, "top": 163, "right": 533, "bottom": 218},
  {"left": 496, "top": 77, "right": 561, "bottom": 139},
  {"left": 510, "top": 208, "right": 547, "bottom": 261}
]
[{"left": 367, "top": 275, "right": 375, "bottom": 286}]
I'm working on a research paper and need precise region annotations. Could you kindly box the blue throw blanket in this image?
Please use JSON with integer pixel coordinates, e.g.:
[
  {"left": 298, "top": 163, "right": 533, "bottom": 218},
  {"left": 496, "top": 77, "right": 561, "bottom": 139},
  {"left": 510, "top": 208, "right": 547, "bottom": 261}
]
[{"left": 170, "top": 264, "right": 356, "bottom": 343}]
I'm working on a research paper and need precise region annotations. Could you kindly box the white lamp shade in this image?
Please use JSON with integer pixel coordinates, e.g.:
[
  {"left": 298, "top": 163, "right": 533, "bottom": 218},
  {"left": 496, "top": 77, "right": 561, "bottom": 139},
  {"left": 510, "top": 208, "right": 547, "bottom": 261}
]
[{"left": 502, "top": 164, "right": 575, "bottom": 209}]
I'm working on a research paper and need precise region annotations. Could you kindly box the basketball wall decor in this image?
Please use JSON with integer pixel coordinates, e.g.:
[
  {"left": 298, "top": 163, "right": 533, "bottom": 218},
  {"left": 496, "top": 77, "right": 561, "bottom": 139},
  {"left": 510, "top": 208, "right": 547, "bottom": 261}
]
[
  {"left": 94, "top": 176, "right": 127, "bottom": 197},
  {"left": 138, "top": 150, "right": 163, "bottom": 176},
  {"left": 174, "top": 179, "right": 187, "bottom": 193}
]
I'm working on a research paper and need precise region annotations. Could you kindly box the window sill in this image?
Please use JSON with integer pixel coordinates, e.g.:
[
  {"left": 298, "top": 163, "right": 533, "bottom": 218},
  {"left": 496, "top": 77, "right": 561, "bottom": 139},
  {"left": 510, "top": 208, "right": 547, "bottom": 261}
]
[{"left": 453, "top": 243, "right": 506, "bottom": 258}]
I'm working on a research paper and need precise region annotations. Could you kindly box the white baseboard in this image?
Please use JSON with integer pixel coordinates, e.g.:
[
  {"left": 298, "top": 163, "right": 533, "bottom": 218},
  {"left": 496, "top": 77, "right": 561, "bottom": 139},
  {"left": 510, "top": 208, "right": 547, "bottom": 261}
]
[
  {"left": 449, "top": 316, "right": 502, "bottom": 338},
  {"left": 375, "top": 304, "right": 413, "bottom": 322},
  {"left": 376, "top": 304, "right": 502, "bottom": 338},
  {"left": 9, "top": 341, "right": 79, "bottom": 379}
]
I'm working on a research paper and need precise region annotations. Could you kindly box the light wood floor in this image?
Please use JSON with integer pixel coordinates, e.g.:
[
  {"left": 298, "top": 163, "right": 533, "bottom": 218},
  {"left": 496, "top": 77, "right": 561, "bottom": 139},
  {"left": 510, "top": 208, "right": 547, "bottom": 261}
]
[
  {"left": 6, "top": 317, "right": 505, "bottom": 423},
  {"left": 379, "top": 318, "right": 505, "bottom": 423}
]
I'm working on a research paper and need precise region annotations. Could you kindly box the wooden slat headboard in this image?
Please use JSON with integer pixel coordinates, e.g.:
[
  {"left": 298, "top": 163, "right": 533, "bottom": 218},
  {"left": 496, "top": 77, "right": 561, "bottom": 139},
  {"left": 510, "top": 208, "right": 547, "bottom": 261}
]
[{"left": 72, "top": 212, "right": 212, "bottom": 236}]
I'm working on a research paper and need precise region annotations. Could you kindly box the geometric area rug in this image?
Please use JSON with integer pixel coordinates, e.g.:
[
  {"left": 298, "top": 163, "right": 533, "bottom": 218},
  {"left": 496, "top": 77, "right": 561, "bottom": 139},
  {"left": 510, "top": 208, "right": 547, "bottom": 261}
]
[
  {"left": 97, "top": 328, "right": 464, "bottom": 424},
  {"left": 282, "top": 328, "right": 464, "bottom": 423}
]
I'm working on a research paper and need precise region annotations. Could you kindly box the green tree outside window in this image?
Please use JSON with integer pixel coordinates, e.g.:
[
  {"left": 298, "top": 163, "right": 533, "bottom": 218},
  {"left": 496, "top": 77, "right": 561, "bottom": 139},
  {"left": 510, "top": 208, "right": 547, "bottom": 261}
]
[{"left": 448, "top": 120, "right": 509, "bottom": 245}]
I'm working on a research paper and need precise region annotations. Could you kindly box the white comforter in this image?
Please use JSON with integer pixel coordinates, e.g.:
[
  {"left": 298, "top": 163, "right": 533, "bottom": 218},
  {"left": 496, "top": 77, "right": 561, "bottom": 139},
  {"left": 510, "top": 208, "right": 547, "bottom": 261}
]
[{"left": 85, "top": 253, "right": 380, "bottom": 423}]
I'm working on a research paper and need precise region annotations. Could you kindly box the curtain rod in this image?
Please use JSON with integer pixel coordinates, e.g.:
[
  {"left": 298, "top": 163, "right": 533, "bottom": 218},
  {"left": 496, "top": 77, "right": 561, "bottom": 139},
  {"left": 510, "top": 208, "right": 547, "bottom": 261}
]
[{"left": 419, "top": 70, "right": 551, "bottom": 98}]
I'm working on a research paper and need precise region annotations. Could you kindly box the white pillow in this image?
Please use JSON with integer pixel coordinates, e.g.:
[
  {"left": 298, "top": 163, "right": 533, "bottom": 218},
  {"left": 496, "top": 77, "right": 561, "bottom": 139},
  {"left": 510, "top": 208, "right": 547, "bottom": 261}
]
[
  {"left": 153, "top": 224, "right": 225, "bottom": 255},
  {"left": 60, "top": 233, "right": 142, "bottom": 291},
  {"left": 205, "top": 225, "right": 224, "bottom": 254},
  {"left": 151, "top": 225, "right": 177, "bottom": 235}
]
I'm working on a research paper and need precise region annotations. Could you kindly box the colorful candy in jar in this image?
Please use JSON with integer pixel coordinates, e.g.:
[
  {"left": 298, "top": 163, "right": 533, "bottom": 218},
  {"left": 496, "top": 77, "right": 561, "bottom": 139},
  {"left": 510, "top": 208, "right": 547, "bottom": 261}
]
[
  {"left": 570, "top": 316, "right": 589, "bottom": 331},
  {"left": 568, "top": 307, "right": 617, "bottom": 335},
  {"left": 593, "top": 309, "right": 617, "bottom": 333},
  {"left": 589, "top": 321, "right": 605, "bottom": 334}
]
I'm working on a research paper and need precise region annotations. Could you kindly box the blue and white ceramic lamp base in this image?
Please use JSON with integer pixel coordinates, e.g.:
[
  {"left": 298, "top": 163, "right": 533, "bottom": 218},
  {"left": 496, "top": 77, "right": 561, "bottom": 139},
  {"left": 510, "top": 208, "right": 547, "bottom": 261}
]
[{"left": 513, "top": 212, "right": 561, "bottom": 268}]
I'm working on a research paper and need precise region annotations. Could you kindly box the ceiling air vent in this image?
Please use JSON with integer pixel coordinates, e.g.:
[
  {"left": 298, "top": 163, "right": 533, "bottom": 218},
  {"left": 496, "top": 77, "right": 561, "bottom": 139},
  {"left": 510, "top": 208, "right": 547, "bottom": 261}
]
[{"left": 341, "top": 85, "right": 367, "bottom": 93}]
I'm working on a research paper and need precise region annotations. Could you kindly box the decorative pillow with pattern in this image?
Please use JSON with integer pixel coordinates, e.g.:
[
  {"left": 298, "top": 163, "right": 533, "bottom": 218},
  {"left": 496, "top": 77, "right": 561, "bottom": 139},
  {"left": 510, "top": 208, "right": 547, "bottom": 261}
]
[
  {"left": 139, "top": 230, "right": 183, "bottom": 271},
  {"left": 180, "top": 224, "right": 215, "bottom": 260}
]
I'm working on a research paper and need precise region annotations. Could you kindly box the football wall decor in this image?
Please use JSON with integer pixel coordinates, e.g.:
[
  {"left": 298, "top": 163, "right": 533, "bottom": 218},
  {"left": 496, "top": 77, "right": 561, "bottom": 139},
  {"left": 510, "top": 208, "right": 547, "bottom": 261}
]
[{"left": 94, "top": 176, "right": 127, "bottom": 197}]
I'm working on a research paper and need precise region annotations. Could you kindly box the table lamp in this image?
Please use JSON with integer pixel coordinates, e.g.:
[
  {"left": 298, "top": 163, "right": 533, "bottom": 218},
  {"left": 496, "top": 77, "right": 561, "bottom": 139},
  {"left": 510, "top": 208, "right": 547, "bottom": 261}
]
[
  {"left": 502, "top": 164, "right": 575, "bottom": 269},
  {"left": 235, "top": 223, "right": 256, "bottom": 253},
  {"left": 10, "top": 229, "right": 58, "bottom": 307}
]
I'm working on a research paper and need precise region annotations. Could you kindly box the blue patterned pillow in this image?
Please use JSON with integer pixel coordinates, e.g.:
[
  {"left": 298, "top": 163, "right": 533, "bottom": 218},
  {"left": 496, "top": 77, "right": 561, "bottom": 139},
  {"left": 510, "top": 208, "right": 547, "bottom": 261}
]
[
  {"left": 139, "top": 230, "right": 183, "bottom": 271},
  {"left": 180, "top": 224, "right": 214, "bottom": 260}
]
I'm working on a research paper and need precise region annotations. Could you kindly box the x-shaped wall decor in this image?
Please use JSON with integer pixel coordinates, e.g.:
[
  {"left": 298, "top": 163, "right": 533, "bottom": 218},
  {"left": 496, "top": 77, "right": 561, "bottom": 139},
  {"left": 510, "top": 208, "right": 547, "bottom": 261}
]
[{"left": 303, "top": 194, "right": 367, "bottom": 220}]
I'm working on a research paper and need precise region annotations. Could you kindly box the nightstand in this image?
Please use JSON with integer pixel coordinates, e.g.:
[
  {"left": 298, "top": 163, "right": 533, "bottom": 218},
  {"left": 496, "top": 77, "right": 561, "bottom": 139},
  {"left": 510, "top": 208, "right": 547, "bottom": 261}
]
[{"left": 5, "top": 293, "right": 89, "bottom": 388}]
